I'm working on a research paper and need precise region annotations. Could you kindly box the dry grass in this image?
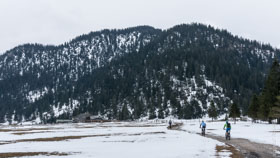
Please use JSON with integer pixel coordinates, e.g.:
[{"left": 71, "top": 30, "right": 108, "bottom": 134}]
[
  {"left": 269, "top": 130, "right": 280, "bottom": 133},
  {"left": 167, "top": 123, "right": 183, "bottom": 130},
  {"left": 216, "top": 144, "right": 243, "bottom": 158},
  {"left": 0, "top": 128, "right": 59, "bottom": 133},
  {"left": 101, "top": 132, "right": 166, "bottom": 143},
  {"left": 0, "top": 152, "right": 72, "bottom": 158},
  {"left": 76, "top": 124, "right": 165, "bottom": 129},
  {"left": 12, "top": 131, "right": 52, "bottom": 135},
  {"left": 0, "top": 134, "right": 113, "bottom": 146},
  {"left": 0, "top": 131, "right": 165, "bottom": 146},
  {"left": 17, "top": 134, "right": 113, "bottom": 142},
  {"left": 75, "top": 126, "right": 96, "bottom": 129},
  {"left": 136, "top": 131, "right": 165, "bottom": 135},
  {"left": 101, "top": 125, "right": 165, "bottom": 128}
]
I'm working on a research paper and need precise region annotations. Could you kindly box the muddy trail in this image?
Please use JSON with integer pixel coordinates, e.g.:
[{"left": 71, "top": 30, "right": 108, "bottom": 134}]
[
  {"left": 205, "top": 133, "right": 280, "bottom": 158},
  {"left": 170, "top": 123, "right": 280, "bottom": 158}
]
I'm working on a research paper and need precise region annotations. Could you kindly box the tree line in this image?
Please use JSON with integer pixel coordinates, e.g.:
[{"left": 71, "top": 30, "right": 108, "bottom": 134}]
[{"left": 248, "top": 60, "right": 280, "bottom": 124}]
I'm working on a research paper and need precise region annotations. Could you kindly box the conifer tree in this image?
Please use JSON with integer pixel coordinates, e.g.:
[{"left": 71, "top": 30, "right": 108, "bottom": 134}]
[
  {"left": 225, "top": 114, "right": 228, "bottom": 121},
  {"left": 270, "top": 96, "right": 280, "bottom": 124},
  {"left": 157, "top": 105, "right": 165, "bottom": 119},
  {"left": 229, "top": 102, "right": 241, "bottom": 124},
  {"left": 148, "top": 106, "right": 157, "bottom": 119},
  {"left": 258, "top": 59, "right": 280, "bottom": 123},
  {"left": 248, "top": 94, "right": 259, "bottom": 122},
  {"left": 119, "top": 104, "right": 130, "bottom": 120},
  {"left": 208, "top": 101, "right": 218, "bottom": 121}
]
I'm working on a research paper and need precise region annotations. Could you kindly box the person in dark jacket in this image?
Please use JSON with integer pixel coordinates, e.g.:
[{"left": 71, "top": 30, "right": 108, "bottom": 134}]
[{"left": 169, "top": 119, "right": 172, "bottom": 129}]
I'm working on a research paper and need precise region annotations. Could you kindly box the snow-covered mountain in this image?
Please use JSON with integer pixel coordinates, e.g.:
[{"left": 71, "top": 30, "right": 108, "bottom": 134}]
[
  {"left": 0, "top": 26, "right": 159, "bottom": 80},
  {"left": 0, "top": 24, "right": 278, "bottom": 123}
]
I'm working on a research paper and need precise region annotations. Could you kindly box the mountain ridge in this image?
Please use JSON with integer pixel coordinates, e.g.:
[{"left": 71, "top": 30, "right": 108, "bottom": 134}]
[{"left": 0, "top": 23, "right": 279, "bottom": 123}]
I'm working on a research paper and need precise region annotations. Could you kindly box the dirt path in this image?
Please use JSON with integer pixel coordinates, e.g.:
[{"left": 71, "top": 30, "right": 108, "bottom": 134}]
[
  {"left": 205, "top": 133, "right": 280, "bottom": 158},
  {"left": 171, "top": 123, "right": 280, "bottom": 158}
]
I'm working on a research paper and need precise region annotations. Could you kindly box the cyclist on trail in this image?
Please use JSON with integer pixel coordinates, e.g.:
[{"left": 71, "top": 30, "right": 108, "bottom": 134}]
[
  {"left": 200, "top": 120, "right": 206, "bottom": 129},
  {"left": 200, "top": 120, "right": 206, "bottom": 135},
  {"left": 223, "top": 120, "right": 231, "bottom": 133}
]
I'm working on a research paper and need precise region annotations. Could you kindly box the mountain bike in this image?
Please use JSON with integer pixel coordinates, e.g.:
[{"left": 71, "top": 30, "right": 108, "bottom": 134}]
[
  {"left": 201, "top": 127, "right": 206, "bottom": 136},
  {"left": 225, "top": 130, "right": 231, "bottom": 140}
]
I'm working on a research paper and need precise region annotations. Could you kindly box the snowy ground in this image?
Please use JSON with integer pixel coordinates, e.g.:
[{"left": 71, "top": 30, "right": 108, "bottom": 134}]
[
  {"left": 182, "top": 119, "right": 280, "bottom": 147},
  {"left": 0, "top": 121, "right": 234, "bottom": 158}
]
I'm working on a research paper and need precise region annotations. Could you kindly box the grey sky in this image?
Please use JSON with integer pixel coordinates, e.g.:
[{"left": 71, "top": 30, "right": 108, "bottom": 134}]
[{"left": 1, "top": 0, "right": 280, "bottom": 54}]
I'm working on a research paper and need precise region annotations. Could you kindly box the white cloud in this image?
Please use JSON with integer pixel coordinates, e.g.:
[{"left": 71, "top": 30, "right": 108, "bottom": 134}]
[{"left": 0, "top": 0, "right": 280, "bottom": 54}]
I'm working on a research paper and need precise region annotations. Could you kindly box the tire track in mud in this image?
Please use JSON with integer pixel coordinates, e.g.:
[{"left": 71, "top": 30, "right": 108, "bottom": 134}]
[{"left": 205, "top": 134, "right": 280, "bottom": 158}]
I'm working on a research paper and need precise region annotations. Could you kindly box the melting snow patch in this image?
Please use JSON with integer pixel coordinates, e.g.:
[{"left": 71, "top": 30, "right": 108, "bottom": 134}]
[
  {"left": 52, "top": 100, "right": 79, "bottom": 117},
  {"left": 27, "top": 87, "right": 48, "bottom": 103}
]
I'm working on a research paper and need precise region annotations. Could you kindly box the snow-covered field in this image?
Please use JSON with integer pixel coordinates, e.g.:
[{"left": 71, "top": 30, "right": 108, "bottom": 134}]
[
  {"left": 1, "top": 120, "right": 278, "bottom": 158},
  {"left": 0, "top": 121, "right": 233, "bottom": 158},
  {"left": 182, "top": 120, "right": 280, "bottom": 147}
]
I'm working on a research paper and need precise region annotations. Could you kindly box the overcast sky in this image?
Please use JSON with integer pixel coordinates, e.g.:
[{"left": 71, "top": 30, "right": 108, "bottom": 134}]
[{"left": 0, "top": 0, "right": 280, "bottom": 54}]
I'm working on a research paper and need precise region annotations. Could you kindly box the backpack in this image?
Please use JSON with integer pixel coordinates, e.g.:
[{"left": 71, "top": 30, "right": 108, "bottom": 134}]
[
  {"left": 201, "top": 122, "right": 206, "bottom": 128},
  {"left": 227, "top": 122, "right": 231, "bottom": 128}
]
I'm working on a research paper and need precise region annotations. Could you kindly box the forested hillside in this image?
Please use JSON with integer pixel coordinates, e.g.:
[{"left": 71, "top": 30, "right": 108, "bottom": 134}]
[{"left": 0, "top": 24, "right": 278, "bottom": 123}]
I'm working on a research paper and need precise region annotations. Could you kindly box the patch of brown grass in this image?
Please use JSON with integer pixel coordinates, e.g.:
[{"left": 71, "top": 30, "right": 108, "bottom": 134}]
[
  {"left": 0, "top": 128, "right": 59, "bottom": 133},
  {"left": 12, "top": 131, "right": 52, "bottom": 135},
  {"left": 128, "top": 131, "right": 165, "bottom": 136},
  {"left": 168, "top": 123, "right": 183, "bottom": 130},
  {"left": 104, "top": 125, "right": 163, "bottom": 128},
  {"left": 17, "top": 134, "right": 113, "bottom": 142},
  {"left": 143, "top": 131, "right": 165, "bottom": 135},
  {"left": 0, "top": 152, "right": 72, "bottom": 158},
  {"left": 77, "top": 125, "right": 165, "bottom": 128},
  {"left": 0, "top": 134, "right": 114, "bottom": 146},
  {"left": 216, "top": 144, "right": 243, "bottom": 158},
  {"left": 0, "top": 131, "right": 166, "bottom": 145},
  {"left": 0, "top": 142, "right": 10, "bottom": 145},
  {"left": 75, "top": 126, "right": 96, "bottom": 129},
  {"left": 269, "top": 130, "right": 280, "bottom": 133}
]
